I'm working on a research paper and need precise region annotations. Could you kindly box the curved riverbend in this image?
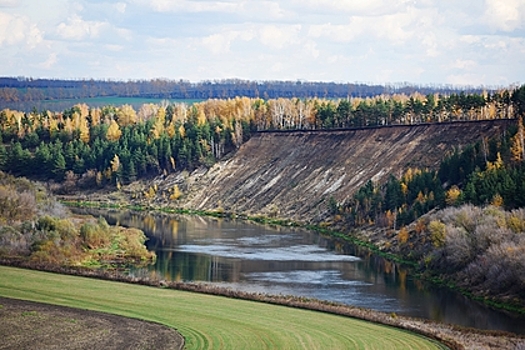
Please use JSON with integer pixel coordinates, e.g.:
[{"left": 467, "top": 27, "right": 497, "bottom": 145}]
[{"left": 81, "top": 209, "right": 525, "bottom": 335}]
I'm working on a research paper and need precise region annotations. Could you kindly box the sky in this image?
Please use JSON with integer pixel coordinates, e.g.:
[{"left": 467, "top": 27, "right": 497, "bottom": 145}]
[{"left": 0, "top": 0, "right": 524, "bottom": 87}]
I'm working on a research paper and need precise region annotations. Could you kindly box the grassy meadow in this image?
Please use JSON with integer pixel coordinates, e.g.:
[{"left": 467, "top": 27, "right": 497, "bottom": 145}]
[
  {"left": 2, "top": 96, "right": 202, "bottom": 112},
  {"left": 0, "top": 266, "right": 448, "bottom": 350}
]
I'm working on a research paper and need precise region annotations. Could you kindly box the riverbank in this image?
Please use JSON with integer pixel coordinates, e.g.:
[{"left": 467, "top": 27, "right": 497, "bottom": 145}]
[{"left": 60, "top": 198, "right": 525, "bottom": 317}]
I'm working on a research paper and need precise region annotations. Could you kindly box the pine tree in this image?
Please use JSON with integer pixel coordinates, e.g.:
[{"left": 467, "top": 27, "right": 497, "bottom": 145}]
[
  {"left": 0, "top": 143, "right": 6, "bottom": 171},
  {"left": 53, "top": 151, "right": 66, "bottom": 181}
]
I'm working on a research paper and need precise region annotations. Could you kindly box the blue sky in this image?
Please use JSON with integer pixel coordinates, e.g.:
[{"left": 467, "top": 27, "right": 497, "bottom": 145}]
[{"left": 0, "top": 0, "right": 524, "bottom": 86}]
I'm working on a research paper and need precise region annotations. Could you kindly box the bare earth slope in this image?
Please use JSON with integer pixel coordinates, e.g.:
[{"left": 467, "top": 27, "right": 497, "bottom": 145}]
[
  {"left": 0, "top": 297, "right": 184, "bottom": 350},
  {"left": 180, "top": 120, "right": 514, "bottom": 221}
]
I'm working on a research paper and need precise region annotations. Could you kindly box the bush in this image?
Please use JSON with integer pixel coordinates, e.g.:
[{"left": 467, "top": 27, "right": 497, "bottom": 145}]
[
  {"left": 427, "top": 220, "right": 445, "bottom": 247},
  {"left": 0, "top": 225, "right": 28, "bottom": 255},
  {"left": 80, "top": 221, "right": 110, "bottom": 250},
  {"left": 422, "top": 205, "right": 525, "bottom": 302}
]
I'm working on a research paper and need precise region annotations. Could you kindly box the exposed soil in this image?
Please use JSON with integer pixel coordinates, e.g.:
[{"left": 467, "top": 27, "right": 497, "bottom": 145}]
[
  {"left": 0, "top": 297, "right": 184, "bottom": 350},
  {"left": 110, "top": 120, "right": 514, "bottom": 223}
]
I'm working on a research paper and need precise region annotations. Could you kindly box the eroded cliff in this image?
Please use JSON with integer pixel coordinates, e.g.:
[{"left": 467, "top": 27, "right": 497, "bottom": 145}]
[{"left": 168, "top": 120, "right": 514, "bottom": 222}]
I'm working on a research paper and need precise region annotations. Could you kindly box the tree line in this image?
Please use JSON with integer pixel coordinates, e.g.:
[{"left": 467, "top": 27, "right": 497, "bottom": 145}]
[
  {"left": 0, "top": 86, "right": 524, "bottom": 190},
  {"left": 0, "top": 77, "right": 491, "bottom": 106}
]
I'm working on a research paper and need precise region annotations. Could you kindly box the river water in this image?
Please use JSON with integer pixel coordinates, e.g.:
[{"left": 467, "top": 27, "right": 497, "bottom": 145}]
[{"left": 77, "top": 208, "right": 525, "bottom": 334}]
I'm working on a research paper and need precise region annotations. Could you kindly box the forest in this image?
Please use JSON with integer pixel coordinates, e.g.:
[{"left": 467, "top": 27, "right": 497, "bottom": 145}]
[
  {"left": 0, "top": 84, "right": 524, "bottom": 192},
  {"left": 0, "top": 77, "right": 488, "bottom": 104},
  {"left": 344, "top": 125, "right": 525, "bottom": 227},
  {"left": 0, "top": 86, "right": 525, "bottom": 189}
]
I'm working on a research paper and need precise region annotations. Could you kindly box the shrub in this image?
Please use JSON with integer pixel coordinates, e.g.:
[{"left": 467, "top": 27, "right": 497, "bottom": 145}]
[
  {"left": 80, "top": 221, "right": 110, "bottom": 249},
  {"left": 423, "top": 204, "right": 525, "bottom": 301},
  {"left": 0, "top": 225, "right": 28, "bottom": 255},
  {"left": 507, "top": 209, "right": 525, "bottom": 233},
  {"left": 397, "top": 227, "right": 409, "bottom": 244},
  {"left": 428, "top": 220, "right": 446, "bottom": 248}
]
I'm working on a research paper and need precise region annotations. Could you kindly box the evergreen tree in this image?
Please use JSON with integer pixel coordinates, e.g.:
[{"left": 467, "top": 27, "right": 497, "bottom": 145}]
[
  {"left": 0, "top": 143, "right": 6, "bottom": 171},
  {"left": 53, "top": 151, "right": 67, "bottom": 181}
]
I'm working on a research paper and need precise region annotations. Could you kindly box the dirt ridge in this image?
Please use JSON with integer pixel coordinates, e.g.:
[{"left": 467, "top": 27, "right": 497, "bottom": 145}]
[{"left": 175, "top": 120, "right": 514, "bottom": 222}]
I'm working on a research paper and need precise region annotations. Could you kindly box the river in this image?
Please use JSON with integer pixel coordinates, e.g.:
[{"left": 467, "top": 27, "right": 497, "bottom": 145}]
[{"left": 76, "top": 208, "right": 525, "bottom": 334}]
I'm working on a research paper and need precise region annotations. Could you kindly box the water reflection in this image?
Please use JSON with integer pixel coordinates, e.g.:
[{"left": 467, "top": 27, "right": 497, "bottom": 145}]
[{"left": 73, "top": 208, "right": 525, "bottom": 334}]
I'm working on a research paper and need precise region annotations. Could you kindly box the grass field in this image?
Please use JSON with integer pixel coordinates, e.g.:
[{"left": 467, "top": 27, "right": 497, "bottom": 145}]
[
  {"left": 1, "top": 96, "right": 202, "bottom": 112},
  {"left": 0, "top": 266, "right": 448, "bottom": 350}
]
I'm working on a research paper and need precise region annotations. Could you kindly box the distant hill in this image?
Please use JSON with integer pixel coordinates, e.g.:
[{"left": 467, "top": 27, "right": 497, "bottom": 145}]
[{"left": 0, "top": 77, "right": 490, "bottom": 112}]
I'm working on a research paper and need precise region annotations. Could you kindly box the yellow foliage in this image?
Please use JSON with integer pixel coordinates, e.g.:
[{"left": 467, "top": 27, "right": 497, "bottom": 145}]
[
  {"left": 95, "top": 171, "right": 103, "bottom": 187},
  {"left": 402, "top": 168, "right": 421, "bottom": 183},
  {"left": 414, "top": 219, "right": 426, "bottom": 234},
  {"left": 110, "top": 154, "right": 121, "bottom": 173},
  {"left": 169, "top": 185, "right": 182, "bottom": 200},
  {"left": 398, "top": 226, "right": 409, "bottom": 244},
  {"left": 486, "top": 152, "right": 504, "bottom": 171},
  {"left": 106, "top": 120, "right": 122, "bottom": 142},
  {"left": 144, "top": 186, "right": 156, "bottom": 199},
  {"left": 385, "top": 210, "right": 396, "bottom": 229},
  {"left": 79, "top": 117, "right": 90, "bottom": 143},
  {"left": 117, "top": 104, "right": 137, "bottom": 126},
  {"left": 103, "top": 168, "right": 112, "bottom": 180},
  {"left": 428, "top": 220, "right": 446, "bottom": 247},
  {"left": 400, "top": 182, "right": 408, "bottom": 196},
  {"left": 507, "top": 214, "right": 525, "bottom": 233},
  {"left": 197, "top": 108, "right": 207, "bottom": 126},
  {"left": 511, "top": 118, "right": 524, "bottom": 162},
  {"left": 491, "top": 193, "right": 504, "bottom": 207},
  {"left": 445, "top": 185, "right": 462, "bottom": 206},
  {"left": 90, "top": 108, "right": 101, "bottom": 126}
]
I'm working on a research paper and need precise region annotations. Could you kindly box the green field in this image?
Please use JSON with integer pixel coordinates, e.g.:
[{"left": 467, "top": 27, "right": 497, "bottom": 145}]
[
  {"left": 0, "top": 266, "right": 447, "bottom": 349},
  {"left": 47, "top": 96, "right": 202, "bottom": 106},
  {"left": 2, "top": 96, "right": 202, "bottom": 112}
]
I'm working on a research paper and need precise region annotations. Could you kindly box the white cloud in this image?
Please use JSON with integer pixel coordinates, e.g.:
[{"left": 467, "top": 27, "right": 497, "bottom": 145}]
[
  {"left": 38, "top": 52, "right": 58, "bottom": 69},
  {"left": 484, "top": 0, "right": 525, "bottom": 32},
  {"left": 115, "top": 2, "right": 126, "bottom": 14},
  {"left": 105, "top": 44, "right": 124, "bottom": 52},
  {"left": 294, "top": 0, "right": 412, "bottom": 16},
  {"left": 202, "top": 33, "right": 233, "bottom": 55},
  {"left": 0, "top": 0, "right": 19, "bottom": 7},
  {"left": 133, "top": 0, "right": 240, "bottom": 13},
  {"left": 201, "top": 28, "right": 256, "bottom": 54},
  {"left": 1, "top": 0, "right": 524, "bottom": 86},
  {"left": 308, "top": 22, "right": 363, "bottom": 43},
  {"left": 451, "top": 59, "right": 477, "bottom": 70},
  {"left": 0, "top": 11, "right": 43, "bottom": 47},
  {"left": 56, "top": 14, "right": 106, "bottom": 40},
  {"left": 308, "top": 10, "right": 418, "bottom": 46},
  {"left": 259, "top": 24, "right": 301, "bottom": 49},
  {"left": 447, "top": 73, "right": 487, "bottom": 86}
]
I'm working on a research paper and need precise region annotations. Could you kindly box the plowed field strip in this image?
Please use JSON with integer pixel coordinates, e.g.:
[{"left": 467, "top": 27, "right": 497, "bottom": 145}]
[{"left": 0, "top": 266, "right": 448, "bottom": 350}]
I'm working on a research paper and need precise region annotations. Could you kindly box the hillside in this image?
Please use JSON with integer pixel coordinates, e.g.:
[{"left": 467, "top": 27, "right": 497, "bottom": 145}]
[{"left": 164, "top": 120, "right": 515, "bottom": 222}]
